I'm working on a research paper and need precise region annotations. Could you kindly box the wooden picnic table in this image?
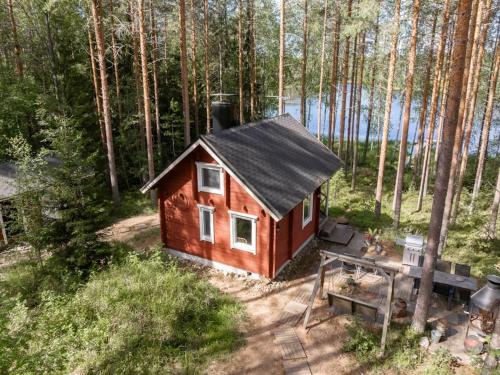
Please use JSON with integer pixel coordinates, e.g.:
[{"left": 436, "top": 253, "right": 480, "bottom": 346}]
[{"left": 407, "top": 265, "right": 478, "bottom": 309}]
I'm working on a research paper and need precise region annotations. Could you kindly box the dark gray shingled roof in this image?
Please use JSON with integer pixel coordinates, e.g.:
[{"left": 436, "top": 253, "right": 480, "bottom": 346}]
[
  {"left": 0, "top": 162, "right": 17, "bottom": 201},
  {"left": 200, "top": 114, "right": 342, "bottom": 219}
]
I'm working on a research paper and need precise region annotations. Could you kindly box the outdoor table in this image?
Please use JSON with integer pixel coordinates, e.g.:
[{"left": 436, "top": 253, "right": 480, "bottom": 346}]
[{"left": 407, "top": 266, "right": 478, "bottom": 310}]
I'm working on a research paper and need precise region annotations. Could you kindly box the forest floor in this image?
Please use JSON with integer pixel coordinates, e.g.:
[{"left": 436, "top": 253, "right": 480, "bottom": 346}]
[{"left": 106, "top": 212, "right": 478, "bottom": 375}]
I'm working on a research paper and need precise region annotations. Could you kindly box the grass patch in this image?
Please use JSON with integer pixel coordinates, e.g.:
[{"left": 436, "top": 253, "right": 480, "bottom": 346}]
[
  {"left": 0, "top": 252, "right": 243, "bottom": 374},
  {"left": 342, "top": 318, "right": 425, "bottom": 373},
  {"left": 106, "top": 191, "right": 156, "bottom": 224}
]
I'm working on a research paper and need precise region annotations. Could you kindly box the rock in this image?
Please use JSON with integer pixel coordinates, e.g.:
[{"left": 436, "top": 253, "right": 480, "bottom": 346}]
[{"left": 419, "top": 336, "right": 430, "bottom": 349}]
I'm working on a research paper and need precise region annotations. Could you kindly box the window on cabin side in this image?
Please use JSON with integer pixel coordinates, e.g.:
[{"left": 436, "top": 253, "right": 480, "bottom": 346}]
[
  {"left": 302, "top": 193, "right": 313, "bottom": 227},
  {"left": 198, "top": 205, "right": 214, "bottom": 243},
  {"left": 230, "top": 212, "right": 256, "bottom": 253},
  {"left": 196, "top": 162, "right": 223, "bottom": 194}
]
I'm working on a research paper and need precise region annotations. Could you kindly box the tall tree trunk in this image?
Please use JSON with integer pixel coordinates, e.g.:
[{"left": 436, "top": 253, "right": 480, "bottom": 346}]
[
  {"left": 374, "top": 0, "right": 401, "bottom": 218},
  {"left": 433, "top": 17, "right": 455, "bottom": 167},
  {"left": 150, "top": 1, "right": 162, "bottom": 158},
  {"left": 362, "top": 10, "right": 380, "bottom": 162},
  {"left": 416, "top": 0, "right": 451, "bottom": 211},
  {"left": 392, "top": 0, "right": 421, "bottom": 228},
  {"left": 469, "top": 43, "right": 500, "bottom": 213},
  {"left": 338, "top": 0, "right": 352, "bottom": 159},
  {"left": 44, "top": 12, "right": 59, "bottom": 101},
  {"left": 487, "top": 167, "right": 500, "bottom": 239},
  {"left": 328, "top": 10, "right": 340, "bottom": 149},
  {"left": 238, "top": 0, "right": 244, "bottom": 124},
  {"left": 109, "top": 0, "right": 122, "bottom": 123},
  {"left": 203, "top": 0, "right": 211, "bottom": 132},
  {"left": 411, "top": 15, "right": 437, "bottom": 187},
  {"left": 412, "top": 0, "right": 472, "bottom": 333},
  {"left": 90, "top": 0, "right": 120, "bottom": 204},
  {"left": 316, "top": 0, "right": 328, "bottom": 140},
  {"left": 248, "top": 0, "right": 256, "bottom": 120},
  {"left": 131, "top": 5, "right": 146, "bottom": 162},
  {"left": 300, "top": 0, "right": 308, "bottom": 125},
  {"left": 87, "top": 28, "right": 106, "bottom": 149},
  {"left": 7, "top": 0, "right": 23, "bottom": 77},
  {"left": 278, "top": 0, "right": 285, "bottom": 115},
  {"left": 179, "top": 0, "right": 191, "bottom": 146},
  {"left": 452, "top": 0, "right": 493, "bottom": 221},
  {"left": 190, "top": 0, "right": 199, "bottom": 135},
  {"left": 346, "top": 34, "right": 358, "bottom": 173},
  {"left": 438, "top": 0, "right": 481, "bottom": 255},
  {"left": 351, "top": 32, "right": 365, "bottom": 191},
  {"left": 137, "top": 0, "right": 156, "bottom": 204}
]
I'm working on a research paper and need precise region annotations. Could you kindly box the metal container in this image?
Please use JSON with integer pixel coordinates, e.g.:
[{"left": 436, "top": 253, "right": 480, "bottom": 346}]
[{"left": 471, "top": 275, "right": 500, "bottom": 312}]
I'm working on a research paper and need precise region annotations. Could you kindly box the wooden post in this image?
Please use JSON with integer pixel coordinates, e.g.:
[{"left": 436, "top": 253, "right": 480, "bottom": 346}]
[
  {"left": 0, "top": 205, "right": 7, "bottom": 245},
  {"left": 304, "top": 253, "right": 327, "bottom": 328},
  {"left": 325, "top": 178, "right": 330, "bottom": 218},
  {"left": 380, "top": 271, "right": 395, "bottom": 355}
]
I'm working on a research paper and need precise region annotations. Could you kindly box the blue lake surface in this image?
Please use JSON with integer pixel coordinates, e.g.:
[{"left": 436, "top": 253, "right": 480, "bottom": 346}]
[{"left": 266, "top": 84, "right": 497, "bottom": 152}]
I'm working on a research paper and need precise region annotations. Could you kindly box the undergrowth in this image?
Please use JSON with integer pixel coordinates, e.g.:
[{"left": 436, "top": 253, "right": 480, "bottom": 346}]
[
  {"left": 342, "top": 318, "right": 425, "bottom": 373},
  {"left": 0, "top": 252, "right": 243, "bottom": 374}
]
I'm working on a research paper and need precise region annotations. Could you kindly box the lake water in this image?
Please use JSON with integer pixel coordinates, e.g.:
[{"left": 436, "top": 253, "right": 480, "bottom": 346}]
[{"left": 267, "top": 84, "right": 497, "bottom": 152}]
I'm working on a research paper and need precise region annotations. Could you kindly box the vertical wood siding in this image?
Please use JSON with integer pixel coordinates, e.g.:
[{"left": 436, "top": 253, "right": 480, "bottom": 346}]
[{"left": 157, "top": 145, "right": 320, "bottom": 278}]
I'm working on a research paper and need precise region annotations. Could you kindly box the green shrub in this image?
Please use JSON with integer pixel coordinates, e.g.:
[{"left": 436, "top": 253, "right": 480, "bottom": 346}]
[
  {"left": 422, "top": 349, "right": 456, "bottom": 375},
  {"left": 0, "top": 253, "right": 243, "bottom": 374},
  {"left": 342, "top": 320, "right": 425, "bottom": 372},
  {"left": 342, "top": 319, "right": 380, "bottom": 363}
]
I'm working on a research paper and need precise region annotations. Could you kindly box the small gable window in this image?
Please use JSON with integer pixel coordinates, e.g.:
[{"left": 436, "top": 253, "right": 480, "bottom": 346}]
[
  {"left": 196, "top": 162, "right": 224, "bottom": 194},
  {"left": 229, "top": 211, "right": 257, "bottom": 253},
  {"left": 198, "top": 205, "right": 214, "bottom": 243},
  {"left": 302, "top": 193, "right": 313, "bottom": 228}
]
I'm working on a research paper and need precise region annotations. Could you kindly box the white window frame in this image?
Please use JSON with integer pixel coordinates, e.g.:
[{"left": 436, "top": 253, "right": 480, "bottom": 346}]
[
  {"left": 302, "top": 193, "right": 313, "bottom": 228},
  {"left": 229, "top": 210, "right": 257, "bottom": 254},
  {"left": 198, "top": 204, "right": 215, "bottom": 243},
  {"left": 196, "top": 162, "right": 224, "bottom": 195}
]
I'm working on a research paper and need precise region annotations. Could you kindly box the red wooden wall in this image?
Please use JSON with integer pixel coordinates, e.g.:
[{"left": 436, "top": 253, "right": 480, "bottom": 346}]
[{"left": 156, "top": 145, "right": 320, "bottom": 278}]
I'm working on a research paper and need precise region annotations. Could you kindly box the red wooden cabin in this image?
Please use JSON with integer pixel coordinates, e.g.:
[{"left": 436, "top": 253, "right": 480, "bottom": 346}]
[{"left": 142, "top": 113, "right": 341, "bottom": 278}]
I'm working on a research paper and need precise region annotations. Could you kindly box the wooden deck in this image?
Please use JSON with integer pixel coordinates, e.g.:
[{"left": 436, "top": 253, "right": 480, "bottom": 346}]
[{"left": 318, "top": 218, "right": 355, "bottom": 245}]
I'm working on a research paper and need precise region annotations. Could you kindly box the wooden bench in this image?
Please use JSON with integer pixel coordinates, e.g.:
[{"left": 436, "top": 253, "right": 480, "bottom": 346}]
[{"left": 327, "top": 292, "right": 379, "bottom": 322}]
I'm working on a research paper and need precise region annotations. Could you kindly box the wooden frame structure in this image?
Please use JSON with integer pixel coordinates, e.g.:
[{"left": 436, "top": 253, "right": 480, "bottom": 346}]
[{"left": 303, "top": 250, "right": 400, "bottom": 355}]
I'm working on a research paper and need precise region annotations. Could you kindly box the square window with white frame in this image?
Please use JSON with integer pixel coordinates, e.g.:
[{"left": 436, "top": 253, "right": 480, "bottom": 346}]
[
  {"left": 198, "top": 205, "right": 214, "bottom": 243},
  {"left": 229, "top": 211, "right": 257, "bottom": 253},
  {"left": 196, "top": 162, "right": 224, "bottom": 194},
  {"left": 302, "top": 193, "right": 313, "bottom": 228}
]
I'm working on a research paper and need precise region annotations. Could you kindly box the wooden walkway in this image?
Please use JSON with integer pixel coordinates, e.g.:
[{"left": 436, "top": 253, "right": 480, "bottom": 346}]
[{"left": 273, "top": 286, "right": 313, "bottom": 374}]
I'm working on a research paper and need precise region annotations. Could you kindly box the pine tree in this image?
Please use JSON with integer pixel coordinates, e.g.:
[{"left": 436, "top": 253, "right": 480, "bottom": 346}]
[
  {"left": 137, "top": 0, "right": 156, "bottom": 205},
  {"left": 316, "top": 0, "right": 328, "bottom": 140},
  {"left": 278, "top": 0, "right": 285, "bottom": 115},
  {"left": 300, "top": 0, "right": 308, "bottom": 125},
  {"left": 393, "top": 0, "right": 421, "bottom": 228},
  {"left": 328, "top": 8, "right": 340, "bottom": 149},
  {"left": 190, "top": 0, "right": 199, "bottom": 135},
  {"left": 338, "top": 0, "right": 352, "bottom": 159},
  {"left": 203, "top": 0, "right": 211, "bottom": 132},
  {"left": 351, "top": 32, "right": 365, "bottom": 191},
  {"left": 179, "top": 0, "right": 191, "bottom": 145},
  {"left": 238, "top": 0, "right": 244, "bottom": 124},
  {"left": 416, "top": 0, "right": 451, "bottom": 211},
  {"left": 90, "top": 0, "right": 120, "bottom": 204},
  {"left": 7, "top": 0, "right": 23, "bottom": 77},
  {"left": 362, "top": 8, "right": 380, "bottom": 162},
  {"left": 469, "top": 41, "right": 499, "bottom": 213},
  {"left": 374, "top": 0, "right": 400, "bottom": 218},
  {"left": 412, "top": 0, "right": 472, "bottom": 333}
]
